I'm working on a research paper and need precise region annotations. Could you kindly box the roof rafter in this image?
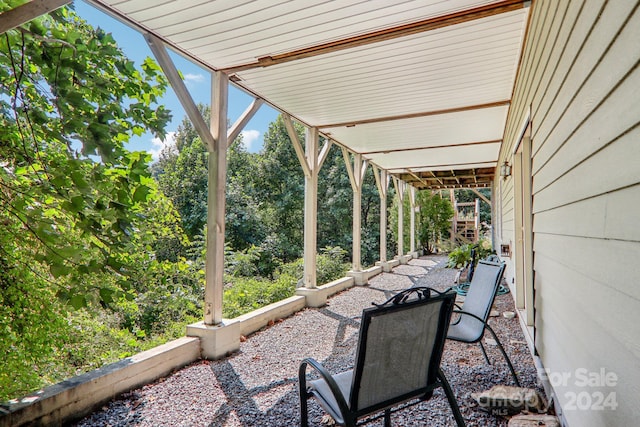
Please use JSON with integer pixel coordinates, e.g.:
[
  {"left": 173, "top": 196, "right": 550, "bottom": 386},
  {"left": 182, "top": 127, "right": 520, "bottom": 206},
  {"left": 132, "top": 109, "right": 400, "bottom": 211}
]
[
  {"left": 361, "top": 139, "right": 501, "bottom": 156},
  {"left": 388, "top": 159, "right": 498, "bottom": 171},
  {"left": 406, "top": 169, "right": 429, "bottom": 187},
  {"left": 318, "top": 100, "right": 510, "bottom": 129}
]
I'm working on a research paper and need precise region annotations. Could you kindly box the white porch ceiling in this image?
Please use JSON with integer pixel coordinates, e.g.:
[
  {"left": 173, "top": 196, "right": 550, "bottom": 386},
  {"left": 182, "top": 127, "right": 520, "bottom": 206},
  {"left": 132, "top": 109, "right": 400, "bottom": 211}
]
[{"left": 88, "top": 0, "right": 531, "bottom": 188}]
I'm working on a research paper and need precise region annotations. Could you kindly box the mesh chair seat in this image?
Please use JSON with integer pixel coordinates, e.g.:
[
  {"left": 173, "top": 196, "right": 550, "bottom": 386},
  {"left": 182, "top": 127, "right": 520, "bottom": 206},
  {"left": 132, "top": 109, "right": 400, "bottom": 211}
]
[
  {"left": 309, "top": 371, "right": 353, "bottom": 423},
  {"left": 447, "top": 321, "right": 484, "bottom": 343}
]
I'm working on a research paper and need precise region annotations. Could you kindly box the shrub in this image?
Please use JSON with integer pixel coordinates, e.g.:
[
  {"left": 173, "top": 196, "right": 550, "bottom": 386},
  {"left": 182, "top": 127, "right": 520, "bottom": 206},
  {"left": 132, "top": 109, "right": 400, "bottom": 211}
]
[
  {"left": 120, "top": 258, "right": 203, "bottom": 336},
  {"left": 226, "top": 244, "right": 283, "bottom": 279},
  {"left": 58, "top": 309, "right": 199, "bottom": 381},
  {"left": 221, "top": 247, "right": 349, "bottom": 319},
  {"left": 225, "top": 245, "right": 260, "bottom": 277},
  {"left": 446, "top": 239, "right": 494, "bottom": 268},
  {"left": 276, "top": 246, "right": 349, "bottom": 286},
  {"left": 316, "top": 246, "right": 349, "bottom": 285},
  {"left": 222, "top": 274, "right": 296, "bottom": 318}
]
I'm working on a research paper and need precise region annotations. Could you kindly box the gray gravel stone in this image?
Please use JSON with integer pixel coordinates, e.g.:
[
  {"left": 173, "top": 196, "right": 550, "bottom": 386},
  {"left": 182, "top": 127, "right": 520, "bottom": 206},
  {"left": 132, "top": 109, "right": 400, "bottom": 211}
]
[{"left": 72, "top": 255, "right": 544, "bottom": 427}]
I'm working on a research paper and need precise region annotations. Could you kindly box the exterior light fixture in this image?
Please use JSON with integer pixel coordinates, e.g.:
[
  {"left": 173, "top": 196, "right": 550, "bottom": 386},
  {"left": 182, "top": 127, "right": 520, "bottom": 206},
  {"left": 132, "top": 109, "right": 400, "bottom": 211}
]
[{"left": 500, "top": 161, "right": 512, "bottom": 178}]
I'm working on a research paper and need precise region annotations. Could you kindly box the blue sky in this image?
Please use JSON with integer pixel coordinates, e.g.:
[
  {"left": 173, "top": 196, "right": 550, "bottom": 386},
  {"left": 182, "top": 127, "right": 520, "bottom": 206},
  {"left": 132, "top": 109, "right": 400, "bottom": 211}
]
[{"left": 73, "top": 1, "right": 279, "bottom": 158}]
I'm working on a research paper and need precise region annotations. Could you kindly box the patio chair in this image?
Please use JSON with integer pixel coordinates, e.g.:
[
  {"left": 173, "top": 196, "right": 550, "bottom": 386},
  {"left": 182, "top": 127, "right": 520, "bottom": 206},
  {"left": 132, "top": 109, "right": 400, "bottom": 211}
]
[
  {"left": 446, "top": 259, "right": 520, "bottom": 386},
  {"left": 299, "top": 287, "right": 465, "bottom": 427}
]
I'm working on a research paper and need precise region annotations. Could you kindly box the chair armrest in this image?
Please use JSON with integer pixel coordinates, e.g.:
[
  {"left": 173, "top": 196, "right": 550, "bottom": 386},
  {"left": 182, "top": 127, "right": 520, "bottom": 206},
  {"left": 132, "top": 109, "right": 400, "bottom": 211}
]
[
  {"left": 448, "top": 303, "right": 464, "bottom": 324},
  {"left": 299, "top": 357, "right": 350, "bottom": 417},
  {"left": 452, "top": 309, "right": 489, "bottom": 326}
]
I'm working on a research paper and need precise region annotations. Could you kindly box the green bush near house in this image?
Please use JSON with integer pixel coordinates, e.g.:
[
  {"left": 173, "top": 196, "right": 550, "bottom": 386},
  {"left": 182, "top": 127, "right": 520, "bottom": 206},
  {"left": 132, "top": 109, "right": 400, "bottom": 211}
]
[{"left": 446, "top": 239, "right": 494, "bottom": 269}]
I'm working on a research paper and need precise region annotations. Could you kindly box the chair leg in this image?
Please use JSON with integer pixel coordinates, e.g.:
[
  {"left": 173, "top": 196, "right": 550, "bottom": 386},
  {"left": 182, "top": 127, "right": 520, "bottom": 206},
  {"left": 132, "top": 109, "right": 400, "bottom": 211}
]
[
  {"left": 300, "top": 391, "right": 309, "bottom": 427},
  {"left": 438, "top": 369, "right": 466, "bottom": 427},
  {"left": 478, "top": 340, "right": 492, "bottom": 365},
  {"left": 299, "top": 371, "right": 309, "bottom": 426},
  {"left": 383, "top": 409, "right": 391, "bottom": 427},
  {"left": 485, "top": 324, "right": 521, "bottom": 387}
]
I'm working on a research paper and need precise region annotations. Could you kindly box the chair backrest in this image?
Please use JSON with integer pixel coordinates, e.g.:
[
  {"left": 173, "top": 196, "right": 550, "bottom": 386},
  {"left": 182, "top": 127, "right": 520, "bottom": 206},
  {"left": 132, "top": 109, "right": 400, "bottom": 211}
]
[
  {"left": 457, "top": 259, "right": 506, "bottom": 333},
  {"left": 348, "top": 289, "right": 455, "bottom": 413}
]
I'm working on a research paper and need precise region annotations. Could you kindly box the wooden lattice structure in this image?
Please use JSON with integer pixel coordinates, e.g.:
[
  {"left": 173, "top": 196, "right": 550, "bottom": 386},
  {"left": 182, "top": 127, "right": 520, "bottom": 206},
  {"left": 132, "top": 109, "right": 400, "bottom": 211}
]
[{"left": 450, "top": 193, "right": 480, "bottom": 245}]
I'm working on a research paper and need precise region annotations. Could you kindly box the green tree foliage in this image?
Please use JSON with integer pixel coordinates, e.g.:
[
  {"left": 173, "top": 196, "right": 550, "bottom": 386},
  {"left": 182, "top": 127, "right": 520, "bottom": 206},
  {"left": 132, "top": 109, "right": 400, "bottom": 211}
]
[
  {"left": 226, "top": 137, "right": 267, "bottom": 251},
  {"left": 416, "top": 190, "right": 455, "bottom": 254},
  {"left": 0, "top": 2, "right": 185, "bottom": 399},
  {"left": 390, "top": 189, "right": 454, "bottom": 254},
  {"left": 0, "top": 1, "right": 170, "bottom": 300},
  {"left": 254, "top": 115, "right": 305, "bottom": 262},
  {"left": 156, "top": 111, "right": 388, "bottom": 270},
  {"left": 0, "top": 239, "right": 69, "bottom": 400},
  {"left": 317, "top": 149, "right": 384, "bottom": 266},
  {"left": 154, "top": 105, "right": 266, "bottom": 251},
  {"left": 154, "top": 128, "right": 208, "bottom": 240}
]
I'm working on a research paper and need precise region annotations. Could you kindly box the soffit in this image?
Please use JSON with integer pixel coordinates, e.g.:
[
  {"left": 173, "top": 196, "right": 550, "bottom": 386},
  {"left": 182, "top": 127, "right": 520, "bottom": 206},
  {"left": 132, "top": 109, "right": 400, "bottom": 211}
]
[{"left": 88, "top": 0, "right": 530, "bottom": 188}]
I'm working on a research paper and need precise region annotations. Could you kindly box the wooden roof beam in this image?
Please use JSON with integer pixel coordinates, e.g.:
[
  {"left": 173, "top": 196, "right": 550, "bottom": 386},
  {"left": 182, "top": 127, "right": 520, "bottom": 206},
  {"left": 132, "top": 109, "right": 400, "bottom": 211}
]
[
  {"left": 388, "top": 159, "right": 498, "bottom": 171},
  {"left": 361, "top": 138, "right": 501, "bottom": 156},
  {"left": 0, "top": 0, "right": 70, "bottom": 34},
  {"left": 318, "top": 101, "right": 510, "bottom": 129},
  {"left": 429, "top": 171, "right": 445, "bottom": 187},
  {"left": 406, "top": 169, "right": 429, "bottom": 187},
  {"left": 452, "top": 170, "right": 461, "bottom": 185}
]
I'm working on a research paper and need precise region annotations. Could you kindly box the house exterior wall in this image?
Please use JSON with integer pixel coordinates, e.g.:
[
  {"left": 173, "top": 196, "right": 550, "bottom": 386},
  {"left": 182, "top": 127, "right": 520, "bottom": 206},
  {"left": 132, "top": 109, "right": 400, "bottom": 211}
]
[{"left": 497, "top": 1, "right": 640, "bottom": 425}]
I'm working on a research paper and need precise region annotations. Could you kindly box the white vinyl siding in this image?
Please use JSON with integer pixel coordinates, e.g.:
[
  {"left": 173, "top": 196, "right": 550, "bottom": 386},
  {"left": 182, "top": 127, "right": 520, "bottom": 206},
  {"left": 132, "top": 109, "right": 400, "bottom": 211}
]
[{"left": 498, "top": 1, "right": 640, "bottom": 425}]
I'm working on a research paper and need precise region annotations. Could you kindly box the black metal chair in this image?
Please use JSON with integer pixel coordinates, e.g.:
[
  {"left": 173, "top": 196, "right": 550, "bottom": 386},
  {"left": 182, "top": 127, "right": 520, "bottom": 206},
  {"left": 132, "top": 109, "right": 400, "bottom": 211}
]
[
  {"left": 446, "top": 259, "right": 520, "bottom": 386},
  {"left": 299, "top": 288, "right": 465, "bottom": 427}
]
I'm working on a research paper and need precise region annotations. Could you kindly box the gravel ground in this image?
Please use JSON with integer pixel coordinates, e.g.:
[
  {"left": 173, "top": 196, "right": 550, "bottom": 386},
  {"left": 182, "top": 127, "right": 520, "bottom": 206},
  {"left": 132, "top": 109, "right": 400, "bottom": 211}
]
[{"left": 73, "top": 255, "right": 543, "bottom": 427}]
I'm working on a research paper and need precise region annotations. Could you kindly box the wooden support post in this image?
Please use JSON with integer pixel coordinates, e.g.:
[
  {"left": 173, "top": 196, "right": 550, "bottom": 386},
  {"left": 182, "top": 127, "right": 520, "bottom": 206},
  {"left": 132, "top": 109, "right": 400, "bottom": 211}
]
[
  {"left": 343, "top": 148, "right": 367, "bottom": 272},
  {"left": 352, "top": 154, "right": 362, "bottom": 272},
  {"left": 393, "top": 177, "right": 405, "bottom": 257},
  {"left": 227, "top": 98, "right": 264, "bottom": 144},
  {"left": 283, "top": 114, "right": 311, "bottom": 178},
  {"left": 318, "top": 138, "right": 332, "bottom": 170},
  {"left": 475, "top": 198, "right": 480, "bottom": 242},
  {"left": 491, "top": 182, "right": 496, "bottom": 250},
  {"left": 147, "top": 34, "right": 230, "bottom": 326},
  {"left": 470, "top": 188, "right": 491, "bottom": 205},
  {"left": 373, "top": 167, "right": 389, "bottom": 263},
  {"left": 304, "top": 127, "right": 319, "bottom": 287},
  {"left": 205, "top": 71, "right": 228, "bottom": 325},
  {"left": 409, "top": 186, "right": 416, "bottom": 253},
  {"left": 150, "top": 38, "right": 250, "bottom": 357},
  {"left": 450, "top": 189, "right": 456, "bottom": 246},
  {"left": 284, "top": 116, "right": 325, "bottom": 288},
  {"left": 145, "top": 34, "right": 216, "bottom": 151}
]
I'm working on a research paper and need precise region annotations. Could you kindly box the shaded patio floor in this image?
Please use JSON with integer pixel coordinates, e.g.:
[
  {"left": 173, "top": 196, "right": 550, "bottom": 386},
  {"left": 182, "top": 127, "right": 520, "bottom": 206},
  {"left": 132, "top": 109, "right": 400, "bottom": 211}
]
[{"left": 73, "top": 255, "right": 541, "bottom": 427}]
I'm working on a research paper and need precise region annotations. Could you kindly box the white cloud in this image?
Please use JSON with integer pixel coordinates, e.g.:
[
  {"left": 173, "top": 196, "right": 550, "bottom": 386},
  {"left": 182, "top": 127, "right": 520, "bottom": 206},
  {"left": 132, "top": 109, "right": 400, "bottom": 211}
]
[
  {"left": 183, "top": 73, "right": 205, "bottom": 88},
  {"left": 241, "top": 129, "right": 261, "bottom": 152},
  {"left": 149, "top": 131, "right": 177, "bottom": 162}
]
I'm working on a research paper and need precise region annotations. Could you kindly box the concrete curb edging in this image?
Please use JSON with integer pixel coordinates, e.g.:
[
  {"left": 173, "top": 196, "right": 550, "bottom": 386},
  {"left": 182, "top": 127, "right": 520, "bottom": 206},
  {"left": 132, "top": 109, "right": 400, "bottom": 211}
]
[
  {"left": 296, "top": 276, "right": 354, "bottom": 307},
  {"left": 1, "top": 337, "right": 200, "bottom": 427}
]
